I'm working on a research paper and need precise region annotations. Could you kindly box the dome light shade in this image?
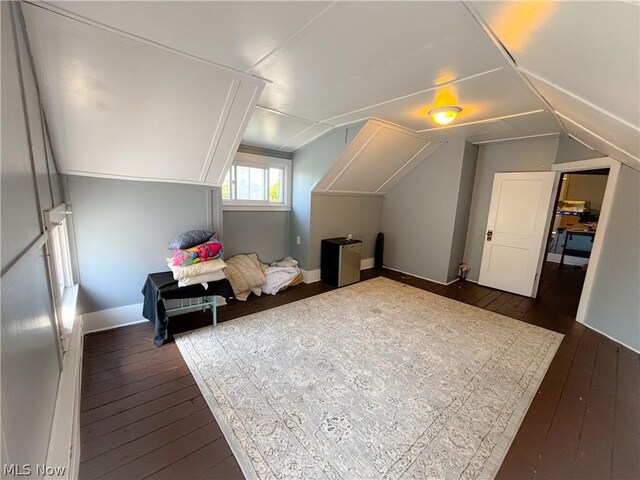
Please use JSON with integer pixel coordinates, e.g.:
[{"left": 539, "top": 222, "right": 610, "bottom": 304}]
[{"left": 428, "top": 106, "right": 462, "bottom": 126}]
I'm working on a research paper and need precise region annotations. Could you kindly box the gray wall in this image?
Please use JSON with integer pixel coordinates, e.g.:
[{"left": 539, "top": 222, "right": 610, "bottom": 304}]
[
  {"left": 65, "top": 175, "right": 222, "bottom": 314},
  {"left": 582, "top": 166, "right": 640, "bottom": 351},
  {"left": 290, "top": 123, "right": 364, "bottom": 269},
  {"left": 223, "top": 211, "right": 289, "bottom": 263},
  {"left": 463, "top": 137, "right": 560, "bottom": 282},
  {"left": 382, "top": 141, "right": 477, "bottom": 283},
  {"left": 310, "top": 194, "right": 383, "bottom": 270},
  {"left": 555, "top": 136, "right": 600, "bottom": 164},
  {"left": 1, "top": 1, "right": 63, "bottom": 468},
  {"left": 447, "top": 143, "right": 478, "bottom": 281}
]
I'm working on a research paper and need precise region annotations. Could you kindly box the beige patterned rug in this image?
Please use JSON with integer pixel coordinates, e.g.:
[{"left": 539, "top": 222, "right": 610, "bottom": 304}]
[{"left": 175, "top": 277, "right": 562, "bottom": 480}]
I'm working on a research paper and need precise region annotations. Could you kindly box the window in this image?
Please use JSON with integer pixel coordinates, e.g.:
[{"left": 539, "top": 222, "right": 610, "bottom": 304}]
[
  {"left": 222, "top": 152, "right": 291, "bottom": 211},
  {"left": 45, "top": 204, "right": 77, "bottom": 337}
]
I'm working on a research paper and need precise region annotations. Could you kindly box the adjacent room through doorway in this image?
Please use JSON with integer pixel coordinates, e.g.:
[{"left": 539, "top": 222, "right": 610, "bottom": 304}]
[{"left": 547, "top": 169, "right": 609, "bottom": 270}]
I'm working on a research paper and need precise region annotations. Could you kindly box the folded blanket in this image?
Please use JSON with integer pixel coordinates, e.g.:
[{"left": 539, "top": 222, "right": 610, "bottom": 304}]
[
  {"left": 223, "top": 253, "right": 266, "bottom": 301},
  {"left": 262, "top": 266, "right": 301, "bottom": 295},
  {"left": 177, "top": 269, "right": 227, "bottom": 288},
  {"left": 167, "top": 257, "right": 226, "bottom": 281},
  {"left": 170, "top": 239, "right": 223, "bottom": 267}
]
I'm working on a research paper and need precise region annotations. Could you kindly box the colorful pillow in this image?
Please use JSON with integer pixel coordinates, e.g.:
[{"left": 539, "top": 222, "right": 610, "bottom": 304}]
[
  {"left": 167, "top": 257, "right": 226, "bottom": 281},
  {"left": 170, "top": 239, "right": 223, "bottom": 267},
  {"left": 168, "top": 230, "right": 214, "bottom": 250}
]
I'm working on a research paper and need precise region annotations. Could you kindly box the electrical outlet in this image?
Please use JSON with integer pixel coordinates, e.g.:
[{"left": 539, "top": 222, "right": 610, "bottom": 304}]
[{"left": 296, "top": 236, "right": 301, "bottom": 245}]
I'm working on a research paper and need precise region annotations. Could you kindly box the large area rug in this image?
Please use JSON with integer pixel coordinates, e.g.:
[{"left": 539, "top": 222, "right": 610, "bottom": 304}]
[{"left": 175, "top": 277, "right": 563, "bottom": 480}]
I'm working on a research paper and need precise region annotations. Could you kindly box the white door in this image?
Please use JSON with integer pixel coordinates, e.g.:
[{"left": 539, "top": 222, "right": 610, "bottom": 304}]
[{"left": 478, "top": 172, "right": 559, "bottom": 297}]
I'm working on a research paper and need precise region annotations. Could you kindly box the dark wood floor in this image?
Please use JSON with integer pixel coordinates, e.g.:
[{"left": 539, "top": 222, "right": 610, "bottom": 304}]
[{"left": 80, "top": 263, "right": 640, "bottom": 479}]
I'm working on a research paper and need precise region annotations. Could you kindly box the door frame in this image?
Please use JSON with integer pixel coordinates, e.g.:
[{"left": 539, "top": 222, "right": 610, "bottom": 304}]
[{"left": 550, "top": 157, "right": 622, "bottom": 325}]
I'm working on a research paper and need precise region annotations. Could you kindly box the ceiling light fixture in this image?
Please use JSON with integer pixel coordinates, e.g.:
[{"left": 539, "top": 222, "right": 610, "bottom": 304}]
[{"left": 428, "top": 106, "right": 462, "bottom": 126}]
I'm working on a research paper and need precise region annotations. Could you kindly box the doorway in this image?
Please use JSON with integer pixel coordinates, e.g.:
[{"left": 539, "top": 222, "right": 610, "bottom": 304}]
[
  {"left": 478, "top": 157, "right": 622, "bottom": 329},
  {"left": 546, "top": 168, "right": 609, "bottom": 270}
]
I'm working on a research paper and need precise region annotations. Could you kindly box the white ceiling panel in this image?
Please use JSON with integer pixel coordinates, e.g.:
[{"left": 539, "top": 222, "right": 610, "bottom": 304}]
[
  {"left": 24, "top": 3, "right": 263, "bottom": 185},
  {"left": 527, "top": 75, "right": 640, "bottom": 160},
  {"left": 329, "top": 68, "right": 546, "bottom": 133},
  {"left": 473, "top": 1, "right": 640, "bottom": 127},
  {"left": 427, "top": 110, "right": 559, "bottom": 144},
  {"left": 45, "top": 1, "right": 333, "bottom": 72},
  {"left": 314, "top": 120, "right": 435, "bottom": 194},
  {"left": 561, "top": 120, "right": 640, "bottom": 172},
  {"left": 253, "top": 1, "right": 509, "bottom": 121},
  {"left": 276, "top": 123, "right": 333, "bottom": 152},
  {"left": 242, "top": 107, "right": 317, "bottom": 151}
]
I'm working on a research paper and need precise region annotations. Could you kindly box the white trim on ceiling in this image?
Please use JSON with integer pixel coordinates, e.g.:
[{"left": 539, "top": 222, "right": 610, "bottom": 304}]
[
  {"left": 256, "top": 104, "right": 332, "bottom": 128},
  {"left": 459, "top": 1, "right": 568, "bottom": 135},
  {"left": 325, "top": 126, "right": 382, "bottom": 190},
  {"left": 555, "top": 111, "right": 640, "bottom": 164},
  {"left": 63, "top": 169, "right": 218, "bottom": 187},
  {"left": 29, "top": 1, "right": 270, "bottom": 83},
  {"left": 200, "top": 79, "right": 240, "bottom": 182},
  {"left": 375, "top": 141, "right": 434, "bottom": 193},
  {"left": 246, "top": 1, "right": 338, "bottom": 73},
  {"left": 567, "top": 134, "right": 595, "bottom": 152},
  {"left": 520, "top": 68, "right": 640, "bottom": 131},
  {"left": 320, "top": 67, "right": 504, "bottom": 124},
  {"left": 472, "top": 132, "right": 560, "bottom": 145},
  {"left": 416, "top": 109, "right": 544, "bottom": 133},
  {"left": 276, "top": 124, "right": 325, "bottom": 151}
]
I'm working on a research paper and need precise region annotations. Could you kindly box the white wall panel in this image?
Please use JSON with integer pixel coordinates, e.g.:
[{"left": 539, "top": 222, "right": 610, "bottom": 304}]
[
  {"left": 527, "top": 75, "right": 640, "bottom": 161},
  {"left": 47, "top": 1, "right": 332, "bottom": 72},
  {"left": 314, "top": 120, "right": 435, "bottom": 194},
  {"left": 473, "top": 1, "right": 640, "bottom": 127},
  {"left": 24, "top": 4, "right": 264, "bottom": 186}
]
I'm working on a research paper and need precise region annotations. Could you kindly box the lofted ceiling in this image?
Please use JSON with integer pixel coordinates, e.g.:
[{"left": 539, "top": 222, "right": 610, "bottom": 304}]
[{"left": 23, "top": 1, "right": 640, "bottom": 185}]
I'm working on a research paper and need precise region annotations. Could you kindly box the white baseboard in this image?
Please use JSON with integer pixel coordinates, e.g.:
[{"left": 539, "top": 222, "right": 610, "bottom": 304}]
[
  {"left": 546, "top": 252, "right": 589, "bottom": 267},
  {"left": 301, "top": 269, "right": 321, "bottom": 284},
  {"left": 45, "top": 316, "right": 83, "bottom": 479},
  {"left": 582, "top": 322, "right": 640, "bottom": 355},
  {"left": 302, "top": 258, "right": 375, "bottom": 284},
  {"left": 360, "top": 257, "right": 375, "bottom": 270},
  {"left": 383, "top": 266, "right": 458, "bottom": 286},
  {"left": 82, "top": 303, "right": 146, "bottom": 333}
]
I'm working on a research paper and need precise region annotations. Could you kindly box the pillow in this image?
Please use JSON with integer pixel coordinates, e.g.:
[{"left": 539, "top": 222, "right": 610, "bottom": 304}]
[
  {"left": 177, "top": 269, "right": 226, "bottom": 287},
  {"left": 169, "top": 230, "right": 214, "bottom": 250},
  {"left": 170, "top": 239, "right": 223, "bottom": 267}
]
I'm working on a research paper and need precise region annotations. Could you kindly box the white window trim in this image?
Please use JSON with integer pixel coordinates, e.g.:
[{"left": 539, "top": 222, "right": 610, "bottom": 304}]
[
  {"left": 44, "top": 203, "right": 78, "bottom": 339},
  {"left": 222, "top": 152, "right": 292, "bottom": 212}
]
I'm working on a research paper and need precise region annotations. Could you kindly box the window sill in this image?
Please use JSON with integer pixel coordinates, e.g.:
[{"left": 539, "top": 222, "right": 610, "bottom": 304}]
[
  {"left": 223, "top": 204, "right": 291, "bottom": 212},
  {"left": 61, "top": 284, "right": 79, "bottom": 342}
]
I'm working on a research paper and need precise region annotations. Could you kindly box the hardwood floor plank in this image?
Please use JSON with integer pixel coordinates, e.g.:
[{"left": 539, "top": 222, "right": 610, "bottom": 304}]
[
  {"left": 82, "top": 356, "right": 185, "bottom": 397},
  {"left": 82, "top": 347, "right": 182, "bottom": 386},
  {"left": 196, "top": 455, "right": 243, "bottom": 480},
  {"left": 84, "top": 343, "right": 183, "bottom": 375},
  {"left": 495, "top": 323, "right": 585, "bottom": 480},
  {"left": 534, "top": 328, "right": 600, "bottom": 479},
  {"left": 82, "top": 365, "right": 192, "bottom": 411},
  {"left": 81, "top": 397, "right": 209, "bottom": 462},
  {"left": 81, "top": 384, "right": 202, "bottom": 442},
  {"left": 572, "top": 336, "right": 618, "bottom": 479},
  {"left": 81, "top": 374, "right": 196, "bottom": 425},
  {"left": 611, "top": 346, "right": 640, "bottom": 479},
  {"left": 147, "top": 437, "right": 233, "bottom": 480},
  {"left": 80, "top": 408, "right": 215, "bottom": 479},
  {"left": 100, "top": 422, "right": 222, "bottom": 480}
]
